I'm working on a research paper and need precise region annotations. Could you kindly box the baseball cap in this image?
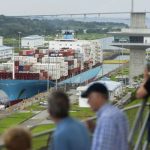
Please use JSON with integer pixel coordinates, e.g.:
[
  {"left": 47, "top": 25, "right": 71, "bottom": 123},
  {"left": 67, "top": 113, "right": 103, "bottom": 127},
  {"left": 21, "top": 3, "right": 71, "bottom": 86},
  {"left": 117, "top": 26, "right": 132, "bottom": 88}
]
[{"left": 81, "top": 82, "right": 108, "bottom": 98}]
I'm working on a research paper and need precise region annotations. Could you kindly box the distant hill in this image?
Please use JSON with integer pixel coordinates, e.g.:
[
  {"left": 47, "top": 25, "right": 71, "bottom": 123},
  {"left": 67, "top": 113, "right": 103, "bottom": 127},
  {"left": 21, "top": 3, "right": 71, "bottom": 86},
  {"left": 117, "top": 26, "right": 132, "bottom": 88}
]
[{"left": 0, "top": 15, "right": 128, "bottom": 38}]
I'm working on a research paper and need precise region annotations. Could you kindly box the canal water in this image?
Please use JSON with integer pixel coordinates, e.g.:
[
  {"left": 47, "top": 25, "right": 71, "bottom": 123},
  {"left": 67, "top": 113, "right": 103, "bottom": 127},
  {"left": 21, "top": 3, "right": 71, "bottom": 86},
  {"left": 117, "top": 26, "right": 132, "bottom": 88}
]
[{"left": 97, "top": 55, "right": 130, "bottom": 77}]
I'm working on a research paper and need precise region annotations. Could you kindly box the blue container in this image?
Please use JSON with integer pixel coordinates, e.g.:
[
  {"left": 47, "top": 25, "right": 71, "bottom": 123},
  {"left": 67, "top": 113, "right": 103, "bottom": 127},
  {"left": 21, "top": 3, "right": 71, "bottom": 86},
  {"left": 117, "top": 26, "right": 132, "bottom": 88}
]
[{"left": 19, "top": 66, "right": 24, "bottom": 71}]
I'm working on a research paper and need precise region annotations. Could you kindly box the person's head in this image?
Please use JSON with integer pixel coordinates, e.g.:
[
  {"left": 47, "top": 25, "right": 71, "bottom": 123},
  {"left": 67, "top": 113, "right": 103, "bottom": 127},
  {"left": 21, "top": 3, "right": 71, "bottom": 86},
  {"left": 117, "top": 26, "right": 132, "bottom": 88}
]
[
  {"left": 144, "top": 62, "right": 150, "bottom": 79},
  {"left": 4, "top": 127, "right": 32, "bottom": 150},
  {"left": 81, "top": 83, "right": 109, "bottom": 112},
  {"left": 48, "top": 91, "right": 70, "bottom": 123}
]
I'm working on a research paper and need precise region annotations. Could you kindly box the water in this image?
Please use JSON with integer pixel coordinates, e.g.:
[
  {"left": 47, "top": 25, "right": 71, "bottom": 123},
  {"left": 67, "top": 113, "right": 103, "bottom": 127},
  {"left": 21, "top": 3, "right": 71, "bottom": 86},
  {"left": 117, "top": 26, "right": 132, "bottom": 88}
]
[{"left": 97, "top": 55, "right": 130, "bottom": 77}]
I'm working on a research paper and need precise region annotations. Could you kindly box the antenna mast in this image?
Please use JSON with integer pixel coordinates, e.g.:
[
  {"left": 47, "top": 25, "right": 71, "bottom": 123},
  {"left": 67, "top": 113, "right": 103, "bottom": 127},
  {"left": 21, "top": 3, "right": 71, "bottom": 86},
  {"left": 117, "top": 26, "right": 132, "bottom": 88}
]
[{"left": 131, "top": 0, "right": 134, "bottom": 12}]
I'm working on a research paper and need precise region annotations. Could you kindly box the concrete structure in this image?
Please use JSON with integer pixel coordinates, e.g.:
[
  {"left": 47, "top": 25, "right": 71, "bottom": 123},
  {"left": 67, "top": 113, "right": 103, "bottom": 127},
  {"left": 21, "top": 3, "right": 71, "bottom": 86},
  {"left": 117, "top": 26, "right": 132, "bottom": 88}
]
[
  {"left": 0, "top": 46, "right": 13, "bottom": 59},
  {"left": 21, "top": 35, "right": 44, "bottom": 48},
  {"left": 0, "top": 37, "right": 3, "bottom": 46},
  {"left": 110, "top": 12, "right": 150, "bottom": 82},
  {"left": 77, "top": 80, "right": 123, "bottom": 107}
]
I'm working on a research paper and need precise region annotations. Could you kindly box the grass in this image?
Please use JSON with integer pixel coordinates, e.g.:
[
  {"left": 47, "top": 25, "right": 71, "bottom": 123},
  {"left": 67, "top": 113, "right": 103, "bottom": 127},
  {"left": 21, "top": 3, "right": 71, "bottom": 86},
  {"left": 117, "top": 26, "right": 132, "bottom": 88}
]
[
  {"left": 110, "top": 67, "right": 129, "bottom": 81},
  {"left": 31, "top": 124, "right": 55, "bottom": 134},
  {"left": 125, "top": 107, "right": 139, "bottom": 129},
  {"left": 31, "top": 103, "right": 94, "bottom": 134},
  {"left": 31, "top": 104, "right": 94, "bottom": 150},
  {"left": 45, "top": 33, "right": 107, "bottom": 41},
  {"left": 31, "top": 101, "right": 147, "bottom": 149},
  {"left": 76, "top": 33, "right": 107, "bottom": 40},
  {"left": 32, "top": 133, "right": 51, "bottom": 150},
  {"left": 70, "top": 104, "right": 94, "bottom": 120},
  {"left": 25, "top": 103, "right": 46, "bottom": 111},
  {"left": 103, "top": 60, "right": 128, "bottom": 64},
  {"left": 0, "top": 112, "right": 34, "bottom": 134},
  {"left": 125, "top": 104, "right": 149, "bottom": 146}
]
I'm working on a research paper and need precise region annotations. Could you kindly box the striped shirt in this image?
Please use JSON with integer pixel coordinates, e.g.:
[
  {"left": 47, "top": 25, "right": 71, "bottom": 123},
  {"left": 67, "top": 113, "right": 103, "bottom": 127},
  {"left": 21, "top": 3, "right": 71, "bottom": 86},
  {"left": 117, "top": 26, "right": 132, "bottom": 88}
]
[{"left": 92, "top": 103, "right": 128, "bottom": 150}]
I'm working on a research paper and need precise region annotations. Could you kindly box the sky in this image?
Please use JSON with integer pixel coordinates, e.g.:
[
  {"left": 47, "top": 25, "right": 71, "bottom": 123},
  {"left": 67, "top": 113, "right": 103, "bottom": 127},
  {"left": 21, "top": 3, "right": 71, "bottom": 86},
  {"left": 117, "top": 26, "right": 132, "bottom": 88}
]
[{"left": 0, "top": 0, "right": 149, "bottom": 16}]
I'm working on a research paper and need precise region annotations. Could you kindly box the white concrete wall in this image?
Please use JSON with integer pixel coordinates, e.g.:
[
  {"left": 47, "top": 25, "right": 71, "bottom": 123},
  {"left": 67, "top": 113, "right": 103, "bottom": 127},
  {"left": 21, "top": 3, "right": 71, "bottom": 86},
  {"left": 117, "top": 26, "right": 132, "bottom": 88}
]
[
  {"left": 49, "top": 41, "right": 86, "bottom": 51},
  {"left": 21, "top": 38, "right": 44, "bottom": 48},
  {"left": 0, "top": 37, "right": 3, "bottom": 46},
  {"left": 79, "top": 97, "right": 90, "bottom": 108},
  {"left": 144, "top": 37, "right": 150, "bottom": 44},
  {"left": 0, "top": 47, "right": 13, "bottom": 59}
]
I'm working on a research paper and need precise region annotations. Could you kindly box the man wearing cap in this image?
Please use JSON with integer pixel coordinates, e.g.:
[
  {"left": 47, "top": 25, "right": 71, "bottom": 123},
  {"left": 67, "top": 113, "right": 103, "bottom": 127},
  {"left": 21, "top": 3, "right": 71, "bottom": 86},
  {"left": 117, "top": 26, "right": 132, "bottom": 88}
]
[{"left": 82, "top": 82, "right": 128, "bottom": 150}]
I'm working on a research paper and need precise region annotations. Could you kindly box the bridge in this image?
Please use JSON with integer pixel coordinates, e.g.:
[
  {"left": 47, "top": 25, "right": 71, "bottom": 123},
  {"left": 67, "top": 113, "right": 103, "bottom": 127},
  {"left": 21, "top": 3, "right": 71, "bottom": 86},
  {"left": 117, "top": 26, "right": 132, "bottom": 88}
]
[{"left": 6, "top": 11, "right": 150, "bottom": 18}]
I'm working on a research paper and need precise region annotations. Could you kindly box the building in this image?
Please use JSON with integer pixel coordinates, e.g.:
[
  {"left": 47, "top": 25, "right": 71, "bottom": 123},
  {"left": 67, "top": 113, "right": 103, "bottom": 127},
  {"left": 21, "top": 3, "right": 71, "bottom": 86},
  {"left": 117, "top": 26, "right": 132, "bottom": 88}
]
[
  {"left": 110, "top": 12, "right": 150, "bottom": 82},
  {"left": 0, "top": 46, "right": 13, "bottom": 60},
  {"left": 21, "top": 35, "right": 44, "bottom": 48},
  {"left": 77, "top": 79, "right": 123, "bottom": 107},
  {"left": 49, "top": 31, "right": 103, "bottom": 65},
  {"left": 0, "top": 37, "right": 3, "bottom": 46}
]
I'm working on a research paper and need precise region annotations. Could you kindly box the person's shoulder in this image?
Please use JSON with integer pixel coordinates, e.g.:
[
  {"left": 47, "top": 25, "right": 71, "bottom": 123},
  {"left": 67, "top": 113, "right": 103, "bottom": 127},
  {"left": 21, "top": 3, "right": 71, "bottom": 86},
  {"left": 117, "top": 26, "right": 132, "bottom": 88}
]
[
  {"left": 102, "top": 105, "right": 126, "bottom": 120},
  {"left": 71, "top": 118, "right": 87, "bottom": 128}
]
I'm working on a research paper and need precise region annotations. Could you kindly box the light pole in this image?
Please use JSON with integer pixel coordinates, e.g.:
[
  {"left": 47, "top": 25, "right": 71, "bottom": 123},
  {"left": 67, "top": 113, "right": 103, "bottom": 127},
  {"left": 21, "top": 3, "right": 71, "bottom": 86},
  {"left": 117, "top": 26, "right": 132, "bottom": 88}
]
[
  {"left": 47, "top": 58, "right": 50, "bottom": 92},
  {"left": 18, "top": 32, "right": 22, "bottom": 51},
  {"left": 12, "top": 38, "right": 16, "bottom": 80}
]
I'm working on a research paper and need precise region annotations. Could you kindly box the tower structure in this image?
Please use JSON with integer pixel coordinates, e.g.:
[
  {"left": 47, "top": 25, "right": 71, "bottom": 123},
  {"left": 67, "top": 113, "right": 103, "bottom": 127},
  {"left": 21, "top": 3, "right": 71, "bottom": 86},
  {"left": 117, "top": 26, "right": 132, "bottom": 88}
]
[{"left": 110, "top": 12, "right": 150, "bottom": 82}]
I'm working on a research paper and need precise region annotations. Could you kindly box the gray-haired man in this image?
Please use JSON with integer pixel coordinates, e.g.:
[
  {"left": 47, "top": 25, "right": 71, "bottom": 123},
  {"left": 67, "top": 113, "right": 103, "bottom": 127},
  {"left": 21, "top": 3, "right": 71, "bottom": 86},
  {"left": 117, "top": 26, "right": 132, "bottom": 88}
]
[{"left": 48, "top": 91, "right": 90, "bottom": 150}]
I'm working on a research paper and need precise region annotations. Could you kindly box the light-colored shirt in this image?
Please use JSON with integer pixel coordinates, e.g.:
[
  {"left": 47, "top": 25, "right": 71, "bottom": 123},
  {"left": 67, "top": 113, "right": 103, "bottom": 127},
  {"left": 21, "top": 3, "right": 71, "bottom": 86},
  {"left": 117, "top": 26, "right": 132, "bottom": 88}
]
[
  {"left": 50, "top": 117, "right": 90, "bottom": 150},
  {"left": 92, "top": 103, "right": 128, "bottom": 150}
]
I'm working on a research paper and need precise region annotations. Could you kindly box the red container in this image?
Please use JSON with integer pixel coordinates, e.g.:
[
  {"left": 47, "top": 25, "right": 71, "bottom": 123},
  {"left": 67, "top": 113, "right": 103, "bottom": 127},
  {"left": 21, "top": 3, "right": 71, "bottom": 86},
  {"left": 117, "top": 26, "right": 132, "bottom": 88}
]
[
  {"left": 43, "top": 71, "right": 48, "bottom": 77},
  {"left": 39, "top": 53, "right": 44, "bottom": 59},
  {"left": 26, "top": 50, "right": 34, "bottom": 56},
  {"left": 24, "top": 65, "right": 30, "bottom": 71},
  {"left": 35, "top": 50, "right": 39, "bottom": 54},
  {"left": 19, "top": 51, "right": 23, "bottom": 56},
  {"left": 15, "top": 61, "right": 19, "bottom": 66},
  {"left": 15, "top": 66, "right": 19, "bottom": 72},
  {"left": 0, "top": 70, "right": 6, "bottom": 73},
  {"left": 68, "top": 60, "right": 74, "bottom": 65},
  {"left": 22, "top": 50, "right": 34, "bottom": 56},
  {"left": 40, "top": 70, "right": 45, "bottom": 73}
]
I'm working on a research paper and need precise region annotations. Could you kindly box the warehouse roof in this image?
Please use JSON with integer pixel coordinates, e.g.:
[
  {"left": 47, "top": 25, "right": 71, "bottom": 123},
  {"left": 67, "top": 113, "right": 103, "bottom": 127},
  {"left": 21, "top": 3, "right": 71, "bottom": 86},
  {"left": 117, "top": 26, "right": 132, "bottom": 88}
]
[
  {"left": 77, "top": 79, "right": 122, "bottom": 92},
  {"left": 22, "top": 35, "right": 44, "bottom": 40},
  {"left": 0, "top": 46, "right": 12, "bottom": 51}
]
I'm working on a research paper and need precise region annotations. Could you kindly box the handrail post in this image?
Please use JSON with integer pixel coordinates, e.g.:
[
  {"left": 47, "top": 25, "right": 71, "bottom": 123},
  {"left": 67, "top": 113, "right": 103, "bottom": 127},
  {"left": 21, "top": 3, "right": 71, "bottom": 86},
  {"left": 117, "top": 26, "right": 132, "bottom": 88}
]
[
  {"left": 128, "top": 99, "right": 148, "bottom": 147},
  {"left": 133, "top": 111, "right": 150, "bottom": 150}
]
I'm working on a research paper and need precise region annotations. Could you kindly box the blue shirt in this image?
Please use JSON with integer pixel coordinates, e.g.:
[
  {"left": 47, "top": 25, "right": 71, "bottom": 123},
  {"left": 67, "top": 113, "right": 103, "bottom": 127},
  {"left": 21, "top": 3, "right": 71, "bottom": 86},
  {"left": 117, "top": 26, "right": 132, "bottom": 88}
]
[
  {"left": 50, "top": 117, "right": 90, "bottom": 150},
  {"left": 92, "top": 103, "right": 128, "bottom": 150}
]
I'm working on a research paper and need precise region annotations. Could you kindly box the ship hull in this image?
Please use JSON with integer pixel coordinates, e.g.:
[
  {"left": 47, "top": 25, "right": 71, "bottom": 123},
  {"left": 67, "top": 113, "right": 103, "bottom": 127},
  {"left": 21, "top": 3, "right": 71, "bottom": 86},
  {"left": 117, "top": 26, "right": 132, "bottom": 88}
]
[
  {"left": 0, "top": 65, "right": 101, "bottom": 103},
  {"left": 0, "top": 80, "right": 55, "bottom": 103}
]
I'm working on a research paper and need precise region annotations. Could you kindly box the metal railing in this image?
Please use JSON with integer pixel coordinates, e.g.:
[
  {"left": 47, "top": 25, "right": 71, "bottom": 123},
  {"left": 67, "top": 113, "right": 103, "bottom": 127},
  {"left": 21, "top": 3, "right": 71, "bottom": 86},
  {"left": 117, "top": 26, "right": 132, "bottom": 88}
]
[
  {"left": 0, "top": 102, "right": 149, "bottom": 150},
  {"left": 128, "top": 99, "right": 150, "bottom": 150}
]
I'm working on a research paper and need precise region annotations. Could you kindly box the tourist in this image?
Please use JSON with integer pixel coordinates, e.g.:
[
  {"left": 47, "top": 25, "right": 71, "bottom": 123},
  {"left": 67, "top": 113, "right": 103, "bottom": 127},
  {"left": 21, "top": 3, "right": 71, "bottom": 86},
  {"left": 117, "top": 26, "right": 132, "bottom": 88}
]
[
  {"left": 136, "top": 62, "right": 150, "bottom": 142},
  {"left": 136, "top": 62, "right": 150, "bottom": 99},
  {"left": 4, "top": 127, "right": 32, "bottom": 150},
  {"left": 81, "top": 82, "right": 128, "bottom": 150},
  {"left": 48, "top": 91, "right": 90, "bottom": 150}
]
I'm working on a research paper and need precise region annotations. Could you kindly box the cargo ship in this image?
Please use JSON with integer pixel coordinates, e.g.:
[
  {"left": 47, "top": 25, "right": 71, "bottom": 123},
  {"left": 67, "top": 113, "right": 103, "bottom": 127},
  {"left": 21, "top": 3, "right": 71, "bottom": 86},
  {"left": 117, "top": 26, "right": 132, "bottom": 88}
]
[{"left": 0, "top": 31, "right": 103, "bottom": 105}]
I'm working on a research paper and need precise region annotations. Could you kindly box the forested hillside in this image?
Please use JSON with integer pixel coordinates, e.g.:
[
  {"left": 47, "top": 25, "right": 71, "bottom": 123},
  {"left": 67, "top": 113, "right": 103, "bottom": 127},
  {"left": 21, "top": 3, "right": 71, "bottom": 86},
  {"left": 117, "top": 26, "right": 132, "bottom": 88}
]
[{"left": 0, "top": 15, "right": 128, "bottom": 38}]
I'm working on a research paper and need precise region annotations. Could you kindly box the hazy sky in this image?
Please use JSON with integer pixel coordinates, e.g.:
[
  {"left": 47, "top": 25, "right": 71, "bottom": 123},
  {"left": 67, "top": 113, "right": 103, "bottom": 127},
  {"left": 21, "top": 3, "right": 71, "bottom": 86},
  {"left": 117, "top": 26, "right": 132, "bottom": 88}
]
[{"left": 0, "top": 0, "right": 149, "bottom": 16}]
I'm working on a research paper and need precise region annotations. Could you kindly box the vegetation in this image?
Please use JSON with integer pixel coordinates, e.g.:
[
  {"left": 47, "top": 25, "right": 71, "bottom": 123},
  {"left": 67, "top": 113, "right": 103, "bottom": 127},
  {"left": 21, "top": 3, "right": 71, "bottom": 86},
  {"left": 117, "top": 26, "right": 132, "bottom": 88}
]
[
  {"left": 70, "top": 104, "right": 94, "bottom": 120},
  {"left": 31, "top": 124, "right": 55, "bottom": 134},
  {"left": 103, "top": 60, "right": 128, "bottom": 64},
  {"left": 25, "top": 103, "right": 46, "bottom": 111},
  {"left": 0, "top": 15, "right": 127, "bottom": 38},
  {"left": 110, "top": 67, "right": 129, "bottom": 81},
  {"left": 0, "top": 112, "right": 34, "bottom": 134},
  {"left": 76, "top": 33, "right": 107, "bottom": 40}
]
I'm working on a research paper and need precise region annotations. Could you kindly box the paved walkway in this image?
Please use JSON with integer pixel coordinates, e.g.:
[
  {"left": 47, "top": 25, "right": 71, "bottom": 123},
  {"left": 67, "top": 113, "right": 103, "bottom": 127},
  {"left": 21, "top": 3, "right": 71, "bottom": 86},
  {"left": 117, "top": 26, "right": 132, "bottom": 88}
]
[{"left": 21, "top": 110, "right": 53, "bottom": 128}]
